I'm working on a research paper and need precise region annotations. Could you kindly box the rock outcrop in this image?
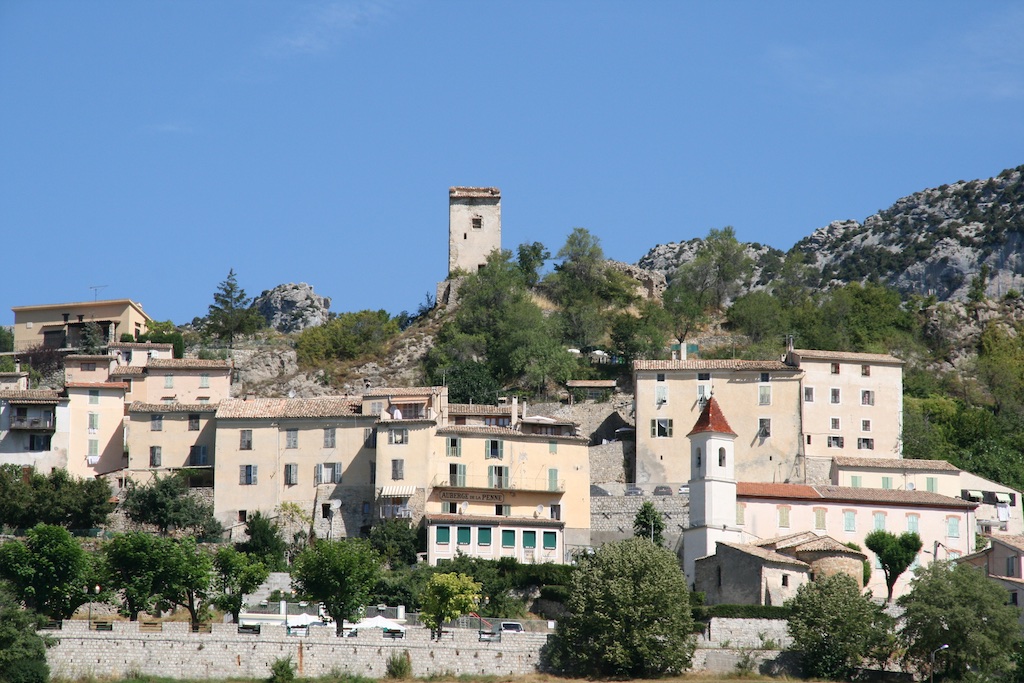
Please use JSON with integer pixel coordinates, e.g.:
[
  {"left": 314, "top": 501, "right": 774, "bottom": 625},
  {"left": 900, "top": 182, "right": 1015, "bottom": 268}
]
[{"left": 253, "top": 283, "right": 331, "bottom": 333}]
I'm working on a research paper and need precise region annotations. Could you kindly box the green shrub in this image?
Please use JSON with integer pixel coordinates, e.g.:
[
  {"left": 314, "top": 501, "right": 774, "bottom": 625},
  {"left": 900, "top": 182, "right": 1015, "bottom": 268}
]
[
  {"left": 385, "top": 650, "right": 412, "bottom": 679},
  {"left": 269, "top": 656, "right": 295, "bottom": 683},
  {"left": 707, "top": 604, "right": 792, "bottom": 619}
]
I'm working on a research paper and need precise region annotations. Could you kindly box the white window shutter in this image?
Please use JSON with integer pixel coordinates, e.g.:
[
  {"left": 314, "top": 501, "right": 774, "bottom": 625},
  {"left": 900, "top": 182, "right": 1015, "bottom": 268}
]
[
  {"left": 315, "top": 463, "right": 323, "bottom": 485},
  {"left": 251, "top": 465, "right": 258, "bottom": 485}
]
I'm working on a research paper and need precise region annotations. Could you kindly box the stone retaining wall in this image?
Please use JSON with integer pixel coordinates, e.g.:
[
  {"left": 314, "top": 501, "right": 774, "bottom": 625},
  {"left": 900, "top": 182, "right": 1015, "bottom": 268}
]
[{"left": 589, "top": 494, "right": 689, "bottom": 552}]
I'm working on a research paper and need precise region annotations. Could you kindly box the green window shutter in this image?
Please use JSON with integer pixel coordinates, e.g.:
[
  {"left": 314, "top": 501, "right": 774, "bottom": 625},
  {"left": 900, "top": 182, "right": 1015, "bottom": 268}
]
[
  {"left": 498, "top": 440, "right": 504, "bottom": 459},
  {"left": 501, "top": 529, "right": 516, "bottom": 547},
  {"left": 523, "top": 531, "right": 536, "bottom": 549},
  {"left": 478, "top": 527, "right": 492, "bottom": 546},
  {"left": 548, "top": 468, "right": 558, "bottom": 491},
  {"left": 543, "top": 531, "right": 556, "bottom": 550},
  {"left": 437, "top": 526, "right": 450, "bottom": 544},
  {"left": 457, "top": 464, "right": 466, "bottom": 487},
  {"left": 457, "top": 527, "right": 471, "bottom": 545},
  {"left": 488, "top": 466, "right": 495, "bottom": 488}
]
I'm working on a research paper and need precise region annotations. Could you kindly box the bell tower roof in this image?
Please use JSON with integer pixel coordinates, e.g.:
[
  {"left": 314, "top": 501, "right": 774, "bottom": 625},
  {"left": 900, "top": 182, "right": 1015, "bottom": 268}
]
[{"left": 687, "top": 396, "right": 736, "bottom": 437}]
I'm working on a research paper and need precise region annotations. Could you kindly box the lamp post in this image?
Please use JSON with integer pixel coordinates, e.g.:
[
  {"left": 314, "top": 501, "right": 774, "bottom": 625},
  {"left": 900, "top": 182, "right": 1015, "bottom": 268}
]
[
  {"left": 930, "top": 643, "right": 949, "bottom": 683},
  {"left": 84, "top": 584, "right": 101, "bottom": 627}
]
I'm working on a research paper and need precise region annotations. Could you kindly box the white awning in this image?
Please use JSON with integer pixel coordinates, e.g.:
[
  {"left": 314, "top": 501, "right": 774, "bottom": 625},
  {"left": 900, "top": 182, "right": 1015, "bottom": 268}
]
[
  {"left": 996, "top": 492, "right": 1012, "bottom": 504},
  {"left": 380, "top": 486, "right": 416, "bottom": 498},
  {"left": 967, "top": 490, "right": 984, "bottom": 501}
]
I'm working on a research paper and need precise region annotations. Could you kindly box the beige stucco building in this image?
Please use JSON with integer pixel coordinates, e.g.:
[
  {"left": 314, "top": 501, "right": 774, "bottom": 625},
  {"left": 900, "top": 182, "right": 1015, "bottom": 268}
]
[
  {"left": 448, "top": 186, "right": 501, "bottom": 275},
  {"left": 126, "top": 402, "right": 218, "bottom": 486},
  {"left": 11, "top": 299, "right": 151, "bottom": 352},
  {"left": 0, "top": 388, "right": 71, "bottom": 473},
  {"left": 64, "top": 381, "right": 127, "bottom": 478}
]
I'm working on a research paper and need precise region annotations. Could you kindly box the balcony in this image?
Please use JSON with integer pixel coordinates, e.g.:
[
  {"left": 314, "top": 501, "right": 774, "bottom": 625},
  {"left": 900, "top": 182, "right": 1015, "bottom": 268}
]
[
  {"left": 430, "top": 474, "right": 565, "bottom": 493},
  {"left": 10, "top": 416, "right": 56, "bottom": 431},
  {"left": 380, "top": 504, "right": 413, "bottom": 519}
]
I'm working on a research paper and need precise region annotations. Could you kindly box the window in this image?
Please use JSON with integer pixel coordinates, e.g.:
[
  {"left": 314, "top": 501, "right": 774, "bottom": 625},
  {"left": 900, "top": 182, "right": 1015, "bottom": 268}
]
[
  {"left": 804, "top": 387, "right": 814, "bottom": 402},
  {"left": 543, "top": 531, "right": 557, "bottom": 550},
  {"left": 200, "top": 373, "right": 210, "bottom": 388},
  {"left": 947, "top": 517, "right": 960, "bottom": 538},
  {"left": 164, "top": 374, "right": 174, "bottom": 389},
  {"left": 697, "top": 384, "right": 710, "bottom": 404},
  {"left": 285, "top": 463, "right": 298, "bottom": 485},
  {"left": 391, "top": 459, "right": 404, "bottom": 480},
  {"left": 926, "top": 477, "right": 938, "bottom": 493},
  {"left": 549, "top": 440, "right": 557, "bottom": 454},
  {"left": 450, "top": 463, "right": 466, "bottom": 487},
  {"left": 851, "top": 475, "right": 862, "bottom": 488},
  {"left": 88, "top": 412, "right": 99, "bottom": 432},
  {"left": 759, "top": 385, "right": 771, "bottom": 405},
  {"left": 861, "top": 390, "right": 875, "bottom": 406},
  {"left": 778, "top": 506, "right": 791, "bottom": 528},
  {"left": 388, "top": 428, "right": 408, "bottom": 445},
  {"left": 844, "top": 510, "right": 856, "bottom": 532},
  {"left": 437, "top": 526, "right": 450, "bottom": 544},
  {"left": 189, "top": 445, "right": 208, "bottom": 465},
  {"left": 239, "top": 465, "right": 258, "bottom": 485},
  {"left": 718, "top": 446, "right": 727, "bottom": 467},
  {"left": 88, "top": 439, "right": 99, "bottom": 456},
  {"left": 488, "top": 466, "right": 509, "bottom": 489},
  {"left": 149, "top": 446, "right": 161, "bottom": 467},
  {"left": 651, "top": 419, "right": 673, "bottom": 438},
  {"left": 827, "top": 436, "right": 845, "bottom": 448},
  {"left": 478, "top": 527, "right": 492, "bottom": 546},
  {"left": 861, "top": 419, "right": 871, "bottom": 432},
  {"left": 831, "top": 417, "right": 841, "bottom": 430},
  {"left": 29, "top": 434, "right": 51, "bottom": 450},
  {"left": 760, "top": 372, "right": 770, "bottom": 383},
  {"left": 286, "top": 429, "right": 298, "bottom": 449},
  {"left": 151, "top": 414, "right": 163, "bottom": 432},
  {"left": 831, "top": 388, "right": 841, "bottom": 404},
  {"left": 240, "top": 429, "right": 252, "bottom": 450},
  {"left": 697, "top": 372, "right": 710, "bottom": 381},
  {"left": 736, "top": 503, "right": 745, "bottom": 525},
  {"left": 814, "top": 508, "right": 826, "bottom": 530},
  {"left": 548, "top": 468, "right": 559, "bottom": 491},
  {"left": 485, "top": 439, "right": 504, "bottom": 459},
  {"left": 82, "top": 362, "right": 96, "bottom": 372},
  {"left": 443, "top": 501, "right": 458, "bottom": 514},
  {"left": 89, "top": 389, "right": 99, "bottom": 405},
  {"left": 316, "top": 463, "right": 342, "bottom": 484},
  {"left": 656, "top": 373, "right": 666, "bottom": 382},
  {"left": 550, "top": 504, "right": 561, "bottom": 520},
  {"left": 861, "top": 364, "right": 871, "bottom": 377},
  {"left": 501, "top": 530, "right": 515, "bottom": 547},
  {"left": 238, "top": 510, "right": 247, "bottom": 523},
  {"left": 758, "top": 418, "right": 771, "bottom": 438},
  {"left": 495, "top": 504, "right": 511, "bottom": 516},
  {"left": 457, "top": 527, "right": 471, "bottom": 545},
  {"left": 446, "top": 437, "right": 461, "bottom": 457},
  {"left": 1008, "top": 557, "right": 1017, "bottom": 577},
  {"left": 695, "top": 447, "right": 702, "bottom": 468},
  {"left": 655, "top": 384, "right": 668, "bottom": 405},
  {"left": 882, "top": 476, "right": 893, "bottom": 490},
  {"left": 831, "top": 362, "right": 840, "bottom": 374},
  {"left": 858, "top": 438, "right": 875, "bottom": 450},
  {"left": 874, "top": 512, "right": 886, "bottom": 530},
  {"left": 907, "top": 514, "right": 919, "bottom": 533},
  {"left": 471, "top": 216, "right": 482, "bottom": 230},
  {"left": 483, "top": 416, "right": 511, "bottom": 427},
  {"left": 362, "top": 502, "right": 371, "bottom": 515},
  {"left": 323, "top": 427, "right": 335, "bottom": 448},
  {"left": 322, "top": 504, "right": 331, "bottom": 518},
  {"left": 189, "top": 414, "right": 200, "bottom": 431},
  {"left": 781, "top": 574, "right": 789, "bottom": 587},
  {"left": 370, "top": 401, "right": 383, "bottom": 416},
  {"left": 523, "top": 531, "right": 536, "bottom": 549}
]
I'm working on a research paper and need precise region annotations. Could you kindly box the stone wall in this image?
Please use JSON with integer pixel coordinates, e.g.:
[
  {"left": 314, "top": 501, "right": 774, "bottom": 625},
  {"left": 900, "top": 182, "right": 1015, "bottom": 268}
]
[
  {"left": 589, "top": 494, "right": 689, "bottom": 553},
  {"left": 589, "top": 442, "right": 628, "bottom": 484}
]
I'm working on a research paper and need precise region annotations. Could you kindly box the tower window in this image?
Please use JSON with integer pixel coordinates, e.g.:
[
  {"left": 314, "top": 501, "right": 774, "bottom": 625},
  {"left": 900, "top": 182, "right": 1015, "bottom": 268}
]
[{"left": 472, "top": 217, "right": 482, "bottom": 230}]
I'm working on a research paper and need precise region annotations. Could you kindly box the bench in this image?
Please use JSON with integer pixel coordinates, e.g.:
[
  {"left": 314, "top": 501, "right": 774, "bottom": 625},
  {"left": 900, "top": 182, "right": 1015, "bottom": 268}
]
[
  {"left": 91, "top": 621, "right": 113, "bottom": 631},
  {"left": 383, "top": 629, "right": 405, "bottom": 639},
  {"left": 237, "top": 624, "right": 261, "bottom": 635}
]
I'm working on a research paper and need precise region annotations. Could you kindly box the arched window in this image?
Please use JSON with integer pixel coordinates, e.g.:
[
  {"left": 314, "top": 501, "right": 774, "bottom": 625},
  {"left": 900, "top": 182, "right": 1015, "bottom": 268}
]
[
  {"left": 718, "top": 446, "right": 726, "bottom": 467},
  {"left": 695, "top": 447, "right": 702, "bottom": 468}
]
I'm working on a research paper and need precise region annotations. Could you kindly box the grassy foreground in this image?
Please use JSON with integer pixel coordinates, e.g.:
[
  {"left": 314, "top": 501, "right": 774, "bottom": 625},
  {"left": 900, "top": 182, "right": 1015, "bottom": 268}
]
[{"left": 50, "top": 675, "right": 813, "bottom": 683}]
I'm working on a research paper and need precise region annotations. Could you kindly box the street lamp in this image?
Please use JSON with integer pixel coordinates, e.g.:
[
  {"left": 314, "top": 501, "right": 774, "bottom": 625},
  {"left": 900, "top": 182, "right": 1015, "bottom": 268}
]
[
  {"left": 84, "top": 584, "right": 100, "bottom": 627},
  {"left": 930, "top": 643, "right": 949, "bottom": 683}
]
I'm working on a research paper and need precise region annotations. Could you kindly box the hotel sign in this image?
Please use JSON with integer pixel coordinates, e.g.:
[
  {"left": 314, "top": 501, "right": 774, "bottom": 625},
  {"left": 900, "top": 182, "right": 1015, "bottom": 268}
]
[{"left": 439, "top": 490, "right": 505, "bottom": 503}]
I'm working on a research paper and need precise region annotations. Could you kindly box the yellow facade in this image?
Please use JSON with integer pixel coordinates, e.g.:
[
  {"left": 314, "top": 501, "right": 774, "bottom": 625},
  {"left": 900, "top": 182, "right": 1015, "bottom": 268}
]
[
  {"left": 64, "top": 382, "right": 127, "bottom": 478},
  {"left": 12, "top": 299, "right": 151, "bottom": 352},
  {"left": 126, "top": 403, "right": 218, "bottom": 485}
]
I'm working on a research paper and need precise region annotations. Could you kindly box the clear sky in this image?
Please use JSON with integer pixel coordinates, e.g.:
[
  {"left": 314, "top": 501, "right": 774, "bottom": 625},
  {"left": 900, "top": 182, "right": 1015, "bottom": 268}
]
[{"left": 2, "top": 1, "right": 1023, "bottom": 326}]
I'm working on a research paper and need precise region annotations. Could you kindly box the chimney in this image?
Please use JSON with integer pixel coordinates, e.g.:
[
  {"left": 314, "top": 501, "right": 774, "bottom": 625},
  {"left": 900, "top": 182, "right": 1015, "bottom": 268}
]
[{"left": 510, "top": 396, "right": 518, "bottom": 429}]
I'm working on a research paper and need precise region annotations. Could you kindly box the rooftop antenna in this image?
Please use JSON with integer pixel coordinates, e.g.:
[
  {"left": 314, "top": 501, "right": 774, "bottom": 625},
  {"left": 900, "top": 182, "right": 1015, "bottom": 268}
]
[{"left": 89, "top": 285, "right": 108, "bottom": 301}]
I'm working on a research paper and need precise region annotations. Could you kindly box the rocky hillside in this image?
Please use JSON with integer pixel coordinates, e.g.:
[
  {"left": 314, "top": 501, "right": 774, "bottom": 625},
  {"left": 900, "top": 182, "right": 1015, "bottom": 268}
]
[{"left": 638, "top": 164, "right": 1024, "bottom": 302}]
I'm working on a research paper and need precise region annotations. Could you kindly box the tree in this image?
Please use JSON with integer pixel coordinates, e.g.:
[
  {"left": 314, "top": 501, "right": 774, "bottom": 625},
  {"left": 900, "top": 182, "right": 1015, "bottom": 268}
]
[
  {"left": 785, "top": 572, "right": 894, "bottom": 681},
  {"left": 726, "top": 291, "right": 788, "bottom": 344},
  {"left": 296, "top": 309, "right": 400, "bottom": 365},
  {"left": 211, "top": 546, "right": 269, "bottom": 623},
  {"left": 206, "top": 269, "right": 264, "bottom": 347},
  {"left": 427, "top": 359, "right": 500, "bottom": 405},
  {"left": 0, "top": 524, "right": 92, "bottom": 620},
  {"left": 898, "top": 561, "right": 1022, "bottom": 679},
  {"left": 102, "top": 532, "right": 174, "bottom": 621},
  {"left": 368, "top": 519, "right": 419, "bottom": 568},
  {"left": 674, "top": 227, "right": 753, "bottom": 313},
  {"left": 516, "top": 241, "right": 550, "bottom": 288},
  {"left": 0, "top": 585, "right": 50, "bottom": 683},
  {"left": 864, "top": 530, "right": 922, "bottom": 603},
  {"left": 157, "top": 536, "right": 214, "bottom": 631},
  {"left": 544, "top": 538, "right": 695, "bottom": 678},
  {"left": 0, "top": 466, "right": 113, "bottom": 531},
  {"left": 236, "top": 511, "right": 287, "bottom": 572},
  {"left": 122, "top": 472, "right": 223, "bottom": 537},
  {"left": 632, "top": 501, "right": 665, "bottom": 546},
  {"left": 291, "top": 539, "right": 382, "bottom": 635},
  {"left": 663, "top": 273, "right": 708, "bottom": 344},
  {"left": 420, "top": 572, "right": 481, "bottom": 640},
  {"left": 610, "top": 302, "right": 671, "bottom": 363},
  {"left": 79, "top": 321, "right": 105, "bottom": 354}
]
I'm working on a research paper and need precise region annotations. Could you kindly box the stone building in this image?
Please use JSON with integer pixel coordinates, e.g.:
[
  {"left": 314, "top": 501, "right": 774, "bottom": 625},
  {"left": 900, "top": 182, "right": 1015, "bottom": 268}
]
[{"left": 447, "top": 186, "right": 501, "bottom": 275}]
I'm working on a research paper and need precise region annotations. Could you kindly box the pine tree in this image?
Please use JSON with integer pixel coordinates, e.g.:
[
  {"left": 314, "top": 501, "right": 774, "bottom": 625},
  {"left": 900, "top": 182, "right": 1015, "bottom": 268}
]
[{"left": 207, "top": 269, "right": 263, "bottom": 347}]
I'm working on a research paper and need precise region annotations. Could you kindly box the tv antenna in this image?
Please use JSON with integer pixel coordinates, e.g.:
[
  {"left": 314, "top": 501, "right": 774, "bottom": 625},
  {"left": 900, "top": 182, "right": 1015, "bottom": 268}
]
[{"left": 89, "top": 285, "right": 108, "bottom": 301}]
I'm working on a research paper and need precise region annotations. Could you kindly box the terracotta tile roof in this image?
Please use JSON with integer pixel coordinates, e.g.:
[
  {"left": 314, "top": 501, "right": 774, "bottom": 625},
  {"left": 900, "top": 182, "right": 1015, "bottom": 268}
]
[
  {"left": 566, "top": 380, "right": 617, "bottom": 388},
  {"left": 832, "top": 456, "right": 961, "bottom": 472},
  {"left": 436, "top": 425, "right": 589, "bottom": 443},
  {"left": 687, "top": 396, "right": 736, "bottom": 437},
  {"left": 754, "top": 531, "right": 820, "bottom": 550},
  {"left": 814, "top": 485, "right": 977, "bottom": 509},
  {"left": 363, "top": 386, "right": 445, "bottom": 397},
  {"left": 217, "top": 397, "right": 363, "bottom": 419},
  {"left": 789, "top": 348, "right": 904, "bottom": 365},
  {"left": 129, "top": 401, "right": 219, "bottom": 413},
  {"left": 791, "top": 536, "right": 866, "bottom": 557},
  {"left": 107, "top": 342, "right": 174, "bottom": 350},
  {"left": 991, "top": 535, "right": 1024, "bottom": 552},
  {"left": 0, "top": 389, "right": 62, "bottom": 404},
  {"left": 146, "top": 358, "right": 231, "bottom": 370},
  {"left": 110, "top": 366, "right": 145, "bottom": 376},
  {"left": 634, "top": 359, "right": 796, "bottom": 372},
  {"left": 64, "top": 382, "right": 127, "bottom": 390},
  {"left": 737, "top": 482, "right": 821, "bottom": 499},
  {"left": 448, "top": 403, "right": 520, "bottom": 416},
  {"left": 717, "top": 542, "right": 809, "bottom": 568},
  {"left": 424, "top": 513, "right": 563, "bottom": 528}
]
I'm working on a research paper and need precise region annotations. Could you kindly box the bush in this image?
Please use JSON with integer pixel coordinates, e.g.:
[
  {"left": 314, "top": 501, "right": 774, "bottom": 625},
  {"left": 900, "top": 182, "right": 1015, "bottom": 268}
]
[
  {"left": 385, "top": 650, "right": 412, "bottom": 679},
  {"left": 269, "top": 656, "right": 295, "bottom": 683}
]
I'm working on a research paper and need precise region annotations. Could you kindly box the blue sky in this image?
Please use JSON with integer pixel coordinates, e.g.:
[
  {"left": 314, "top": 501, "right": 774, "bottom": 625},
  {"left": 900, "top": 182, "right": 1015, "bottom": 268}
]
[{"left": 2, "top": 1, "right": 1023, "bottom": 326}]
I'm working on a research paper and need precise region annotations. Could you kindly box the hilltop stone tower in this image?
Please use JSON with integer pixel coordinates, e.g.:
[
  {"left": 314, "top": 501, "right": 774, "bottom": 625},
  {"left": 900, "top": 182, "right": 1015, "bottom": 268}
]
[{"left": 448, "top": 187, "right": 501, "bottom": 275}]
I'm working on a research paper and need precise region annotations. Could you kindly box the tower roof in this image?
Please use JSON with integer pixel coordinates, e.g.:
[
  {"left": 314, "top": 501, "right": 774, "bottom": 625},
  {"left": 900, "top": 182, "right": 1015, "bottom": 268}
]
[{"left": 687, "top": 396, "right": 736, "bottom": 437}]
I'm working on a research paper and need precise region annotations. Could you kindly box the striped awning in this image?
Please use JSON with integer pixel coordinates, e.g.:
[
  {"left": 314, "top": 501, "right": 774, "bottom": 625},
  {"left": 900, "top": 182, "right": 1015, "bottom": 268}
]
[
  {"left": 996, "top": 492, "right": 1012, "bottom": 504},
  {"left": 380, "top": 486, "right": 416, "bottom": 498}
]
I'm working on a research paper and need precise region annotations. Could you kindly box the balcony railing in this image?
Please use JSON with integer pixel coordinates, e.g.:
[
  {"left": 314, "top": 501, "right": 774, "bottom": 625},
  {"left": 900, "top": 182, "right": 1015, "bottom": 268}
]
[
  {"left": 430, "top": 474, "right": 565, "bottom": 493},
  {"left": 10, "top": 416, "right": 56, "bottom": 431},
  {"left": 379, "top": 505, "right": 413, "bottom": 519}
]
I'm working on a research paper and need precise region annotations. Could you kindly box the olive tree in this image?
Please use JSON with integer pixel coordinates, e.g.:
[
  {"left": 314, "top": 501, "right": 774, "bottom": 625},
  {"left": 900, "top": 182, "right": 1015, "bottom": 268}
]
[{"left": 544, "top": 538, "right": 695, "bottom": 677}]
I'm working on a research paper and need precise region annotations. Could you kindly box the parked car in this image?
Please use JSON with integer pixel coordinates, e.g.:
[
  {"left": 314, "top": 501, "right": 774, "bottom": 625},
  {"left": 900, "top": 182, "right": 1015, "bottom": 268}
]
[
  {"left": 653, "top": 485, "right": 673, "bottom": 496},
  {"left": 625, "top": 485, "right": 644, "bottom": 496},
  {"left": 678, "top": 484, "right": 690, "bottom": 495},
  {"left": 500, "top": 621, "right": 524, "bottom": 633}
]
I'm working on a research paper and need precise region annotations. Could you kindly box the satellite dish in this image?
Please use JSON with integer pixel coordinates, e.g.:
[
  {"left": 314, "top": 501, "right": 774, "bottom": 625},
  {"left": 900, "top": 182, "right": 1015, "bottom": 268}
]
[
  {"left": 907, "top": 482, "right": 916, "bottom": 490},
  {"left": 534, "top": 504, "right": 544, "bottom": 518},
  {"left": 460, "top": 501, "right": 468, "bottom": 514}
]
